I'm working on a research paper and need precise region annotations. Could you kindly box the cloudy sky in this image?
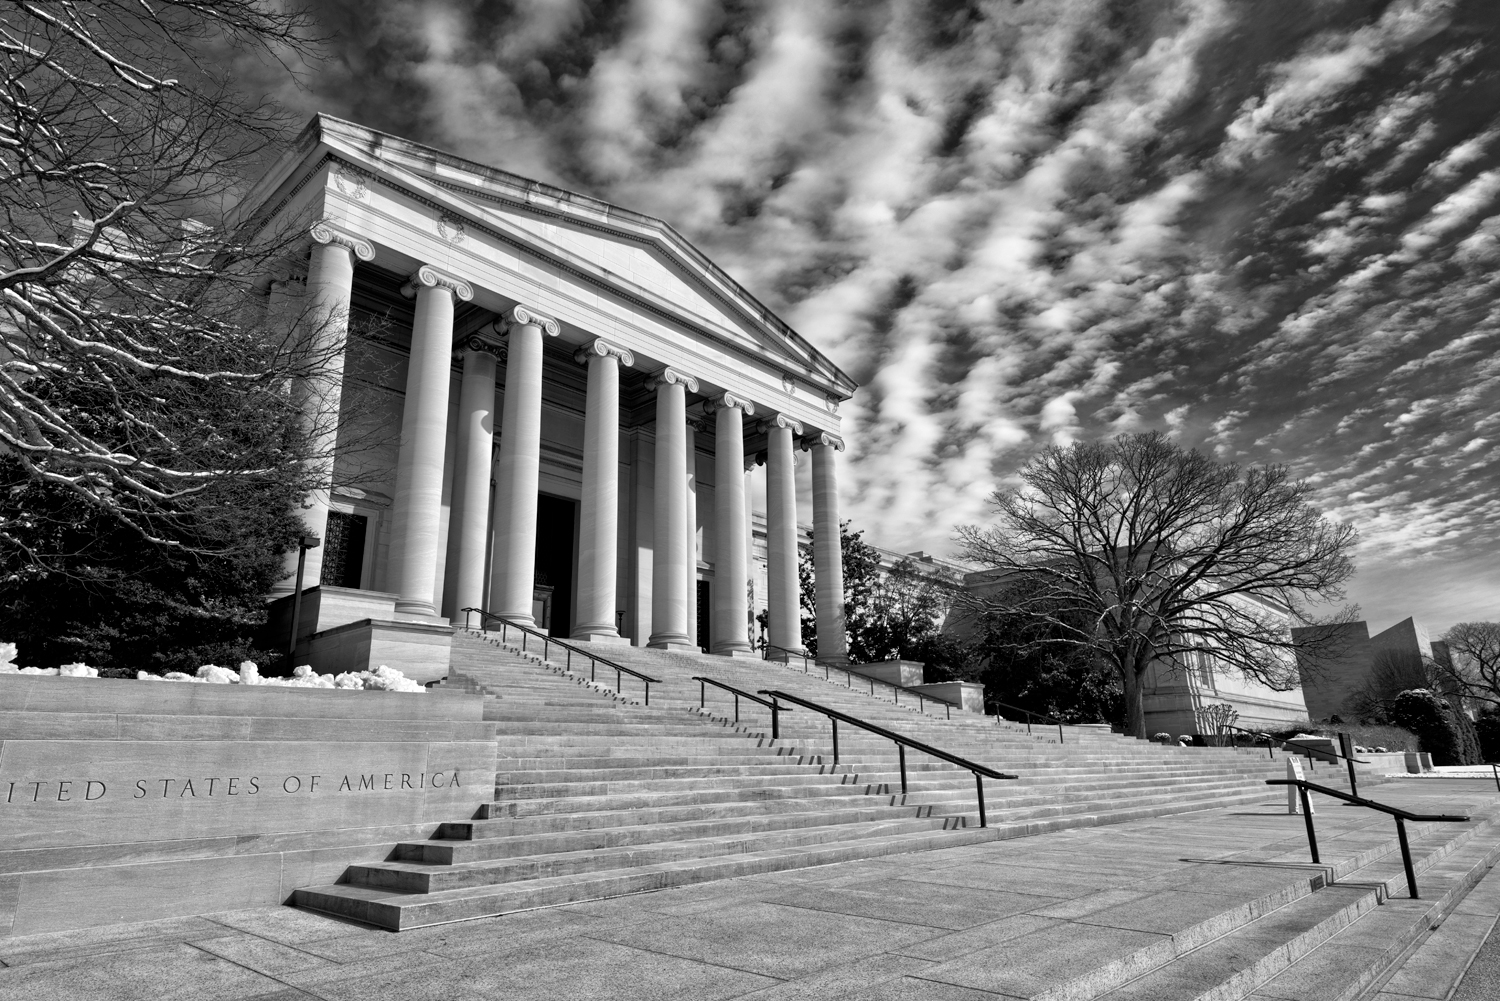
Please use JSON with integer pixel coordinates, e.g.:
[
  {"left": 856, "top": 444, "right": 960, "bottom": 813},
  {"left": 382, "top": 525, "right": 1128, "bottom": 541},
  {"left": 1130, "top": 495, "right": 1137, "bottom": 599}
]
[{"left": 258, "top": 0, "right": 1500, "bottom": 633}]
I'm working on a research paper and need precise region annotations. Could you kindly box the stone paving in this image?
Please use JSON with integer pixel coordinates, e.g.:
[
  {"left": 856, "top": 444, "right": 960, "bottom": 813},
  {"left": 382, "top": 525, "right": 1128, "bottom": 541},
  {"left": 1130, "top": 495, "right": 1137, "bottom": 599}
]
[{"left": 1, "top": 780, "right": 1496, "bottom": 1001}]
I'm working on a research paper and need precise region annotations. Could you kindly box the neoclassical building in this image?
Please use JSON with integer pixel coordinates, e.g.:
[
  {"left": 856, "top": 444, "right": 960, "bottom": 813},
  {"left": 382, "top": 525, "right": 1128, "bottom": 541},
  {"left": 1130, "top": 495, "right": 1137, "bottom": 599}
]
[{"left": 250, "top": 116, "right": 854, "bottom": 680}]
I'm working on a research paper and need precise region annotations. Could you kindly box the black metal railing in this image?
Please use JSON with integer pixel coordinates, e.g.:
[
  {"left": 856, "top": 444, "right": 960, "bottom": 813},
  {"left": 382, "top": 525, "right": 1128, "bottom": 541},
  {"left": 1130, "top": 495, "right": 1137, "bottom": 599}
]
[
  {"left": 762, "top": 644, "right": 955, "bottom": 719},
  {"left": 1266, "top": 777, "right": 1467, "bottom": 900},
  {"left": 693, "top": 676, "right": 790, "bottom": 739},
  {"left": 988, "top": 699, "right": 1065, "bottom": 744},
  {"left": 462, "top": 608, "right": 660, "bottom": 705},
  {"left": 759, "top": 689, "right": 1016, "bottom": 827}
]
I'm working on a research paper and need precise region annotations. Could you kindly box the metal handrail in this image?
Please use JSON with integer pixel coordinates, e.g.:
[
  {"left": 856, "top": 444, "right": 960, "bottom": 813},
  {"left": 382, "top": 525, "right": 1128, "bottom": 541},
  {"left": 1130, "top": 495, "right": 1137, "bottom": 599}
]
[
  {"left": 1224, "top": 725, "right": 1370, "bottom": 766},
  {"left": 759, "top": 688, "right": 1016, "bottom": 828},
  {"left": 1266, "top": 778, "right": 1467, "bottom": 900},
  {"left": 692, "top": 676, "right": 791, "bottom": 739},
  {"left": 988, "top": 698, "right": 1065, "bottom": 744},
  {"left": 764, "top": 644, "right": 955, "bottom": 720},
  {"left": 462, "top": 608, "right": 660, "bottom": 705}
]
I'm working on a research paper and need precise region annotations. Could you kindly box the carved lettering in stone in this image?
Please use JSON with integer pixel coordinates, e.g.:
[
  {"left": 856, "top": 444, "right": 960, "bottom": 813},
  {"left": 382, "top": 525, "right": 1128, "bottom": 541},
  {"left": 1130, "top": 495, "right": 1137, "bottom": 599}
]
[{"left": 1, "top": 771, "right": 462, "bottom": 805}]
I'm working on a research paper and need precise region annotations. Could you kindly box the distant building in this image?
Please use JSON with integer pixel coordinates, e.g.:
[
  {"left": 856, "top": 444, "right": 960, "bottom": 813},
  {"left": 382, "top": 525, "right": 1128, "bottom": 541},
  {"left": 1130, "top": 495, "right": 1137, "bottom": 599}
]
[{"left": 1293, "top": 616, "right": 1447, "bottom": 720}]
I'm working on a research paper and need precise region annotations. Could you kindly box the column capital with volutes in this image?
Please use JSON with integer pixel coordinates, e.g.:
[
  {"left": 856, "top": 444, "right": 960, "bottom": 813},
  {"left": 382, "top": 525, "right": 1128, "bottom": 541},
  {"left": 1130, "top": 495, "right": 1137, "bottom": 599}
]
[
  {"left": 762, "top": 412, "right": 803, "bottom": 435},
  {"left": 648, "top": 367, "right": 700, "bottom": 393},
  {"left": 574, "top": 338, "right": 634, "bottom": 367},
  {"left": 707, "top": 391, "right": 755, "bottom": 416},
  {"left": 799, "top": 431, "right": 845, "bottom": 452},
  {"left": 401, "top": 264, "right": 474, "bottom": 303},
  {"left": 503, "top": 305, "right": 561, "bottom": 336},
  {"left": 308, "top": 220, "right": 375, "bottom": 262}
]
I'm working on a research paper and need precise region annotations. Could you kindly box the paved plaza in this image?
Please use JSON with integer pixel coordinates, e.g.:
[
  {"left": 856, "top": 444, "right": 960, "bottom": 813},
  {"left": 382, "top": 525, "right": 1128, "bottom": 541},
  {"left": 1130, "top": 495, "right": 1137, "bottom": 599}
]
[{"left": 3, "top": 780, "right": 1497, "bottom": 1001}]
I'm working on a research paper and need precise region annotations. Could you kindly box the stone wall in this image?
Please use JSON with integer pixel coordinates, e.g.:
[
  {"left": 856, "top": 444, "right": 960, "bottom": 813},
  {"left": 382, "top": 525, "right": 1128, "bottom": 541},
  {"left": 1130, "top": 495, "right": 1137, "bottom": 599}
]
[{"left": 0, "top": 675, "right": 494, "bottom": 936}]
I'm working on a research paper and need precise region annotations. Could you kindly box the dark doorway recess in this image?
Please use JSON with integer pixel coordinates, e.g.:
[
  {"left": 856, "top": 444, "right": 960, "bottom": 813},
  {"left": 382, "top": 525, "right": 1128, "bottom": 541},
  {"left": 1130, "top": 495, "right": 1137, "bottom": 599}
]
[
  {"left": 696, "top": 579, "right": 710, "bottom": 651},
  {"left": 320, "top": 511, "right": 366, "bottom": 588},
  {"left": 534, "top": 493, "right": 577, "bottom": 637}
]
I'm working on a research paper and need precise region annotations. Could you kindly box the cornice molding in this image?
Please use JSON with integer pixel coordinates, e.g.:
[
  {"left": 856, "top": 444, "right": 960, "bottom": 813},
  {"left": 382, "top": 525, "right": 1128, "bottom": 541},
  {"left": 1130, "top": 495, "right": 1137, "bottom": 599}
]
[
  {"left": 309, "top": 220, "right": 374, "bottom": 262},
  {"left": 401, "top": 264, "right": 474, "bottom": 302},
  {"left": 647, "top": 367, "right": 700, "bottom": 393},
  {"left": 574, "top": 337, "right": 634, "bottom": 368}
]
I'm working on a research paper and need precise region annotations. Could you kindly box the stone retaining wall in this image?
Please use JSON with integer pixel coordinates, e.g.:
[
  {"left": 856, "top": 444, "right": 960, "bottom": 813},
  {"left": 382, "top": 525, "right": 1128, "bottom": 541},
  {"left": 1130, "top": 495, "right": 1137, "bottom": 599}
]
[{"left": 0, "top": 675, "right": 493, "bottom": 936}]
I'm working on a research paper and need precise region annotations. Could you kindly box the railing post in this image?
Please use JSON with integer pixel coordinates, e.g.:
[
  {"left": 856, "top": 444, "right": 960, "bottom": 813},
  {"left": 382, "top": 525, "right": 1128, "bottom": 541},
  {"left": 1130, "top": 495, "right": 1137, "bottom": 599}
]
[
  {"left": 1396, "top": 817, "right": 1418, "bottom": 899},
  {"left": 1058, "top": 721, "right": 1064, "bottom": 744},
  {"left": 733, "top": 693, "right": 740, "bottom": 724},
  {"left": 945, "top": 703, "right": 950, "bottom": 720},
  {"left": 1339, "top": 732, "right": 1359, "bottom": 798},
  {"left": 771, "top": 702, "right": 780, "bottom": 741},
  {"left": 1493, "top": 763, "right": 1499, "bottom": 793},
  {"left": 699, "top": 679, "right": 705, "bottom": 709},
  {"left": 1299, "top": 786, "right": 1320, "bottom": 864},
  {"left": 832, "top": 718, "right": 839, "bottom": 766},
  {"left": 898, "top": 743, "right": 907, "bottom": 795},
  {"left": 975, "top": 773, "right": 987, "bottom": 828}
]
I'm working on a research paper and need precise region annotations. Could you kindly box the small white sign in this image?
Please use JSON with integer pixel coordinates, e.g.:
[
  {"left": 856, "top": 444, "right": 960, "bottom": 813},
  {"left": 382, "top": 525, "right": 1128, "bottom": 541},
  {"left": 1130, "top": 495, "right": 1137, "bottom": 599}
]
[{"left": 1287, "top": 758, "right": 1313, "bottom": 815}]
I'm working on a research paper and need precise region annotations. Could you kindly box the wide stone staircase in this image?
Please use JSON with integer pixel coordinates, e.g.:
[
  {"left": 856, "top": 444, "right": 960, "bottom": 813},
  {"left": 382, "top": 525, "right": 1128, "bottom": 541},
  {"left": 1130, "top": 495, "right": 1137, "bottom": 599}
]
[{"left": 293, "top": 626, "right": 1384, "bottom": 931}]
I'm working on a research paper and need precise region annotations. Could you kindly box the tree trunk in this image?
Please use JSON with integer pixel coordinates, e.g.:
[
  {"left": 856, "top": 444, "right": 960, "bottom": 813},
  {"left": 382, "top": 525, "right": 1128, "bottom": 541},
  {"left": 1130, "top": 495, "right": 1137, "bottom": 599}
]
[{"left": 1122, "top": 666, "right": 1147, "bottom": 738}]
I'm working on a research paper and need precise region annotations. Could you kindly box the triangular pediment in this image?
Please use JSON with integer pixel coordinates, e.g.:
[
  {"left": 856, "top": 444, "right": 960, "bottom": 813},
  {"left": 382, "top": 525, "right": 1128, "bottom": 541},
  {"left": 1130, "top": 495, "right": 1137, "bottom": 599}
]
[{"left": 273, "top": 115, "right": 855, "bottom": 398}]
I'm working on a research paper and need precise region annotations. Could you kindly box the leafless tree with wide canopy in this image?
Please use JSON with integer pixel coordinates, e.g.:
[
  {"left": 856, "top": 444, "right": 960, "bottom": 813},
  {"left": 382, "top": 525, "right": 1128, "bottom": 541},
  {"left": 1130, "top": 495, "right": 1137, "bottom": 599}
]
[
  {"left": 957, "top": 432, "right": 1359, "bottom": 737},
  {"left": 0, "top": 0, "right": 327, "bottom": 562}
]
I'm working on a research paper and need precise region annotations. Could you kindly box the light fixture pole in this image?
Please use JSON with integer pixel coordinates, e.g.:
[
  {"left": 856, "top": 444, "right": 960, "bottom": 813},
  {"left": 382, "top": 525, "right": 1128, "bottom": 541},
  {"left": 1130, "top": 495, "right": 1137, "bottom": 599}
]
[{"left": 288, "top": 533, "right": 322, "bottom": 670}]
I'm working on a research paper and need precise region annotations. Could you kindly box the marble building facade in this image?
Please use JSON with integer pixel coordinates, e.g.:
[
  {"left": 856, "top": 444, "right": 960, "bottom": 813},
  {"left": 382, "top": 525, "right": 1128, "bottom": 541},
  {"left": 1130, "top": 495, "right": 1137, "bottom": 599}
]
[{"left": 251, "top": 115, "right": 856, "bottom": 681}]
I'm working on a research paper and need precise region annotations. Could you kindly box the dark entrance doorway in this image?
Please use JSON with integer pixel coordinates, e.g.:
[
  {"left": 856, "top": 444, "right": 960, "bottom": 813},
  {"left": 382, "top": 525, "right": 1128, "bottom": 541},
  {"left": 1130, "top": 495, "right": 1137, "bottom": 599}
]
[{"left": 534, "top": 494, "right": 577, "bottom": 637}]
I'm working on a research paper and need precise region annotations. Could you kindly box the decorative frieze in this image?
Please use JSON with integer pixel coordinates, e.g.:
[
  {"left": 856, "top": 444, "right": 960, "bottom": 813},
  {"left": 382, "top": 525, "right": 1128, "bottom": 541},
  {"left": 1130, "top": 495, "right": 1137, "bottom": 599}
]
[
  {"left": 574, "top": 338, "right": 634, "bottom": 368},
  {"left": 437, "top": 212, "right": 466, "bottom": 244},
  {"left": 308, "top": 220, "right": 375, "bottom": 262},
  {"left": 401, "top": 264, "right": 474, "bottom": 302},
  {"left": 332, "top": 163, "right": 370, "bottom": 200},
  {"left": 648, "top": 367, "right": 700, "bottom": 393}
]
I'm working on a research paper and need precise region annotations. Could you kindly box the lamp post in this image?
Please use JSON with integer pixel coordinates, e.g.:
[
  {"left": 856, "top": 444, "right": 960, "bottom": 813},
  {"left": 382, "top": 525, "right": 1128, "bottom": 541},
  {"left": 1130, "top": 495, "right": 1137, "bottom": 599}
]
[{"left": 288, "top": 533, "right": 321, "bottom": 670}]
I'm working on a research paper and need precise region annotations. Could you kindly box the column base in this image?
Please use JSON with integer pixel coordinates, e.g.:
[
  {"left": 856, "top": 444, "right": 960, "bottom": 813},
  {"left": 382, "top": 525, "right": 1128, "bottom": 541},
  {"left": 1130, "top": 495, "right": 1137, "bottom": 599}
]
[
  {"left": 487, "top": 611, "right": 536, "bottom": 629},
  {"left": 647, "top": 632, "right": 697, "bottom": 653},
  {"left": 765, "top": 647, "right": 809, "bottom": 664},
  {"left": 711, "top": 644, "right": 759, "bottom": 659},
  {"left": 394, "top": 598, "right": 442, "bottom": 622},
  {"left": 572, "top": 627, "right": 626, "bottom": 644}
]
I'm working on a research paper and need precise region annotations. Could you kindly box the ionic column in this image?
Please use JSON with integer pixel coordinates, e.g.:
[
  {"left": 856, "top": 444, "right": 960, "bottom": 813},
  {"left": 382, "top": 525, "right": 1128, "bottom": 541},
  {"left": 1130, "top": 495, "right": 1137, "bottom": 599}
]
[
  {"left": 272, "top": 222, "right": 375, "bottom": 595},
  {"left": 573, "top": 339, "right": 633, "bottom": 642},
  {"left": 647, "top": 368, "right": 698, "bottom": 651},
  {"left": 765, "top": 413, "right": 803, "bottom": 654},
  {"left": 685, "top": 448, "right": 698, "bottom": 650},
  {"left": 808, "top": 432, "right": 848, "bottom": 666},
  {"left": 489, "top": 306, "right": 560, "bottom": 625},
  {"left": 389, "top": 265, "right": 473, "bottom": 618},
  {"left": 710, "top": 394, "right": 756, "bottom": 657},
  {"left": 443, "top": 336, "right": 501, "bottom": 620}
]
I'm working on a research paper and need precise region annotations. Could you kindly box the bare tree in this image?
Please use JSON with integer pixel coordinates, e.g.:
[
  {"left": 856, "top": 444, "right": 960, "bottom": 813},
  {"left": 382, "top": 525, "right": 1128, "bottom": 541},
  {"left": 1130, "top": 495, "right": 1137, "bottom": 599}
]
[
  {"left": 0, "top": 1, "right": 323, "bottom": 557},
  {"left": 1442, "top": 622, "right": 1500, "bottom": 712},
  {"left": 957, "top": 432, "right": 1359, "bottom": 737}
]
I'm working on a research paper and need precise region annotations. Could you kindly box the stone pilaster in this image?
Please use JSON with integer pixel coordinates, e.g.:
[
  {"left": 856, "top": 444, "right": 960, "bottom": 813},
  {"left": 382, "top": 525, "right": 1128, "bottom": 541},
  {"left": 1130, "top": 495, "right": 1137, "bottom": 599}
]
[
  {"left": 573, "top": 339, "right": 633, "bottom": 642},
  {"left": 390, "top": 265, "right": 474, "bottom": 619},
  {"left": 488, "top": 306, "right": 561, "bottom": 626},
  {"left": 647, "top": 368, "right": 698, "bottom": 651},
  {"left": 765, "top": 413, "right": 803, "bottom": 654},
  {"left": 710, "top": 394, "right": 756, "bottom": 657}
]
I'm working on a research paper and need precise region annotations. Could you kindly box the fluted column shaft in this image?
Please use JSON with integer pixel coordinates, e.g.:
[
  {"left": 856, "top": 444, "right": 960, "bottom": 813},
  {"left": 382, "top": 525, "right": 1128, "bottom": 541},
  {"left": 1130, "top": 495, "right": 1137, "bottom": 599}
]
[
  {"left": 648, "top": 369, "right": 697, "bottom": 650},
  {"left": 711, "top": 397, "right": 755, "bottom": 656},
  {"left": 685, "top": 455, "right": 698, "bottom": 649},
  {"left": 573, "top": 340, "right": 631, "bottom": 641},
  {"left": 490, "top": 308, "right": 558, "bottom": 624},
  {"left": 811, "top": 436, "right": 848, "bottom": 665},
  {"left": 444, "top": 345, "right": 497, "bottom": 620},
  {"left": 390, "top": 266, "right": 472, "bottom": 618},
  {"left": 766, "top": 417, "right": 802, "bottom": 652}
]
